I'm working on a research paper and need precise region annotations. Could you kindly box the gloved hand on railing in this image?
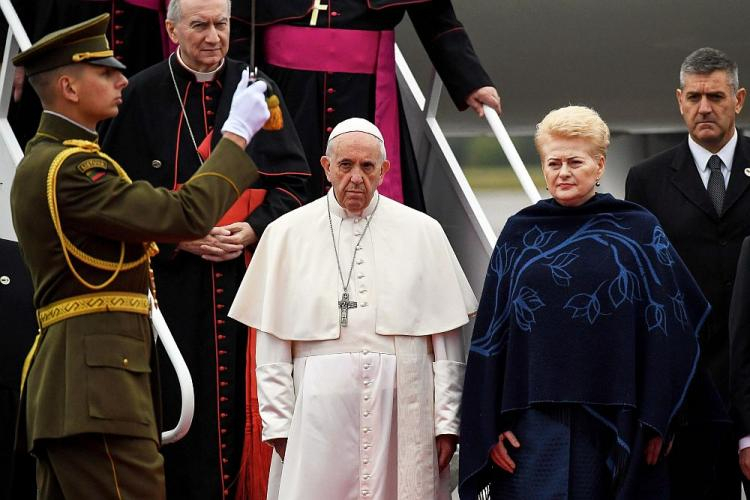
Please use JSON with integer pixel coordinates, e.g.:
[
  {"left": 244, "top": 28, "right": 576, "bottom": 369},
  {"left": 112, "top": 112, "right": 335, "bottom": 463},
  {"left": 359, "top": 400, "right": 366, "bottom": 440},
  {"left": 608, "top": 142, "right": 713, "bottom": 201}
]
[{"left": 221, "top": 68, "right": 270, "bottom": 145}]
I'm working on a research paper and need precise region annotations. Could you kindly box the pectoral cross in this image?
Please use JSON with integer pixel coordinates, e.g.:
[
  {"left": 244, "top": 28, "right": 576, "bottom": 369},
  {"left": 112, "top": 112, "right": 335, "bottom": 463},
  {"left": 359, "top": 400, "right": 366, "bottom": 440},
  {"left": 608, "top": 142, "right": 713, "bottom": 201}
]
[
  {"left": 338, "top": 291, "right": 357, "bottom": 327},
  {"left": 310, "top": 0, "right": 328, "bottom": 26}
]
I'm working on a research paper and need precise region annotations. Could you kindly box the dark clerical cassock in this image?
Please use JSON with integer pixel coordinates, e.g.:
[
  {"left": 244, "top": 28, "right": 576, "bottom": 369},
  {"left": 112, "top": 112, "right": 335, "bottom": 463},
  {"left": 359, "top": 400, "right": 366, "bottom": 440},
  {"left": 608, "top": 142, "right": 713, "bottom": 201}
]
[
  {"left": 102, "top": 56, "right": 309, "bottom": 500},
  {"left": 229, "top": 0, "right": 494, "bottom": 209},
  {"left": 11, "top": 0, "right": 171, "bottom": 148}
]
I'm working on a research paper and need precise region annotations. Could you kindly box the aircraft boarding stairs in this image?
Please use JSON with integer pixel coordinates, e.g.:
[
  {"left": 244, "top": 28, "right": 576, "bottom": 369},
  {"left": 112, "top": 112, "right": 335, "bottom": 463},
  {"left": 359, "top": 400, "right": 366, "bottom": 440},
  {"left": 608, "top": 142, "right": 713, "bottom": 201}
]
[{"left": 0, "top": 1, "right": 540, "bottom": 495}]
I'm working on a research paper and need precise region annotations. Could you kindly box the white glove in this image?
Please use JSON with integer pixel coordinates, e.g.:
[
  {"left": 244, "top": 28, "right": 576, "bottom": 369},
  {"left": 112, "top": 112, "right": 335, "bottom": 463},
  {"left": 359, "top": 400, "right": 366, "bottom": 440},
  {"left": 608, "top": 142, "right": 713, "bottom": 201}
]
[{"left": 221, "top": 68, "right": 270, "bottom": 144}]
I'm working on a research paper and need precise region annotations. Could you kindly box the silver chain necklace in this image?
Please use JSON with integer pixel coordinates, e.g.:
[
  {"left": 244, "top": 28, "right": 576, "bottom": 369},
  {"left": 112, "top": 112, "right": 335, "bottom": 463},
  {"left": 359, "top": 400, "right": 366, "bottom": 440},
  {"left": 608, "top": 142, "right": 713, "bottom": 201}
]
[
  {"left": 327, "top": 193, "right": 380, "bottom": 327},
  {"left": 168, "top": 53, "right": 205, "bottom": 166}
]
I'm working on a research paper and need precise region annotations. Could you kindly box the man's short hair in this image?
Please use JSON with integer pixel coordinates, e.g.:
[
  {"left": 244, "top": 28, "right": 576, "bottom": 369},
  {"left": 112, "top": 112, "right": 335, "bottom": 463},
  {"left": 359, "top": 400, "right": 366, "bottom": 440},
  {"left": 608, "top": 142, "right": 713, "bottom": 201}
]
[
  {"left": 534, "top": 105, "right": 610, "bottom": 158},
  {"left": 27, "top": 64, "right": 82, "bottom": 107},
  {"left": 680, "top": 47, "right": 739, "bottom": 92},
  {"left": 166, "top": 0, "right": 233, "bottom": 23}
]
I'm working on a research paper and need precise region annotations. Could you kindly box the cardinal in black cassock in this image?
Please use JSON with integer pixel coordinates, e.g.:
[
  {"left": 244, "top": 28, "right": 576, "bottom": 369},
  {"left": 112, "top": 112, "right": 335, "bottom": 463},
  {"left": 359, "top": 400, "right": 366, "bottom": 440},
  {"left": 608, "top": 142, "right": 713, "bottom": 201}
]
[{"left": 102, "top": 47, "right": 309, "bottom": 499}]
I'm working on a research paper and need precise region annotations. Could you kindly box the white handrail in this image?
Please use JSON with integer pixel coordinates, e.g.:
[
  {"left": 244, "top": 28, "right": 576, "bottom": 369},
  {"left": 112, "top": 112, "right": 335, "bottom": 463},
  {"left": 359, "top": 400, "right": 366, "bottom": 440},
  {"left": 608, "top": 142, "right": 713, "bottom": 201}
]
[
  {"left": 149, "top": 292, "right": 195, "bottom": 444},
  {"left": 0, "top": 0, "right": 30, "bottom": 50},
  {"left": 483, "top": 106, "right": 541, "bottom": 204}
]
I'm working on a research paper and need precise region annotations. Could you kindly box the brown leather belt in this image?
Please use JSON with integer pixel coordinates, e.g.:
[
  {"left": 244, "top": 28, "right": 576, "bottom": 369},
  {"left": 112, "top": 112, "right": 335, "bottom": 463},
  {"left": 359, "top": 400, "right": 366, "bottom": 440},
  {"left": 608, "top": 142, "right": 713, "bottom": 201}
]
[{"left": 37, "top": 292, "right": 150, "bottom": 329}]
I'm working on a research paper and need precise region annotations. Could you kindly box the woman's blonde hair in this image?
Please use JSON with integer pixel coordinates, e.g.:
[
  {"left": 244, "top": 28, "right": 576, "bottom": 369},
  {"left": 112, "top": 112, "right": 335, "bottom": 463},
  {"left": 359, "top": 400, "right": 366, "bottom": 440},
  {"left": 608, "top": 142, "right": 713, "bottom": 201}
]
[{"left": 534, "top": 105, "right": 610, "bottom": 158}]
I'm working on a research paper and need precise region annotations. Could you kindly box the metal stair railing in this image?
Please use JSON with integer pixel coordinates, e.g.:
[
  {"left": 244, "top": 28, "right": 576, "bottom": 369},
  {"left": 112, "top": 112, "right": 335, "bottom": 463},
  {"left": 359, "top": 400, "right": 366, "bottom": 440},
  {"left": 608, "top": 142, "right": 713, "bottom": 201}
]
[{"left": 395, "top": 44, "right": 540, "bottom": 302}]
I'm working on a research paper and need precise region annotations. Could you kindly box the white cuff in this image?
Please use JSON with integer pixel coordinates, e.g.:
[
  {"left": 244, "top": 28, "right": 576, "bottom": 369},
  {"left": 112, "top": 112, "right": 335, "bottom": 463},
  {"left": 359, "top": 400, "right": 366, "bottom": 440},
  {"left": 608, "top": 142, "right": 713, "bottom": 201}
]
[
  {"left": 739, "top": 435, "right": 750, "bottom": 452},
  {"left": 433, "top": 359, "right": 465, "bottom": 436},
  {"left": 256, "top": 362, "right": 295, "bottom": 442}
]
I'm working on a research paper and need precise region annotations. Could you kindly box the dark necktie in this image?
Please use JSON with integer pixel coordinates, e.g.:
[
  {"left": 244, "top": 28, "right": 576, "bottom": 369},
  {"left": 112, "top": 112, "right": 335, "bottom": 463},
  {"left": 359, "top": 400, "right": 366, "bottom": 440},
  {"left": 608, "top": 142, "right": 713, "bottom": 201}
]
[{"left": 706, "top": 155, "right": 725, "bottom": 215}]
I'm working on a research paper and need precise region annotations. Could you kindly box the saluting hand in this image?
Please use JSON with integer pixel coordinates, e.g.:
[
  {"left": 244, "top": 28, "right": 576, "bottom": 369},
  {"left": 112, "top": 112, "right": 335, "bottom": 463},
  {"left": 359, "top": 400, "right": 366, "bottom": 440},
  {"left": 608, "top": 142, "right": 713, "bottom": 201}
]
[{"left": 222, "top": 69, "right": 270, "bottom": 148}]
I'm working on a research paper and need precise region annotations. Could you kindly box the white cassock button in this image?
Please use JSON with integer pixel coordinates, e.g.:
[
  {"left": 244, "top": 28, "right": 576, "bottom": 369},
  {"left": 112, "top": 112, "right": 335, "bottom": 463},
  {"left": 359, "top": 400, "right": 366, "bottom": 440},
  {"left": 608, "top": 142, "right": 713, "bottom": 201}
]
[
  {"left": 364, "top": 380, "right": 372, "bottom": 386},
  {"left": 0, "top": 275, "right": 9, "bottom": 285},
  {"left": 362, "top": 490, "right": 369, "bottom": 496},
  {"left": 363, "top": 349, "right": 369, "bottom": 355},
  {"left": 363, "top": 411, "right": 370, "bottom": 417},
  {"left": 363, "top": 363, "right": 370, "bottom": 369},
  {"left": 356, "top": 245, "right": 363, "bottom": 250},
  {"left": 360, "top": 302, "right": 368, "bottom": 307},
  {"left": 363, "top": 458, "right": 369, "bottom": 464},
  {"left": 363, "top": 443, "right": 371, "bottom": 449},
  {"left": 363, "top": 395, "right": 370, "bottom": 401},
  {"left": 357, "top": 273, "right": 365, "bottom": 279},
  {"left": 354, "top": 232, "right": 361, "bottom": 236},
  {"left": 357, "top": 259, "right": 364, "bottom": 265}
]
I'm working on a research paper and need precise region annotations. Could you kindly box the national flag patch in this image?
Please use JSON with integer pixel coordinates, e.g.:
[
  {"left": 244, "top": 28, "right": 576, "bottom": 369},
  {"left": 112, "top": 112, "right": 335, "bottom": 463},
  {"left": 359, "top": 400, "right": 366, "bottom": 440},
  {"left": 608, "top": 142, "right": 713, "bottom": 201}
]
[{"left": 77, "top": 158, "right": 110, "bottom": 182}]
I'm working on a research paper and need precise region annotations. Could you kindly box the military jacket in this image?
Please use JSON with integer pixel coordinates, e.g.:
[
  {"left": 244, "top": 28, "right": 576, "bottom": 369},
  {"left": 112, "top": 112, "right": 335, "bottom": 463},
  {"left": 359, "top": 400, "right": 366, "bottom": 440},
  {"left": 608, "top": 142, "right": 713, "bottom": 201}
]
[{"left": 10, "top": 111, "right": 258, "bottom": 449}]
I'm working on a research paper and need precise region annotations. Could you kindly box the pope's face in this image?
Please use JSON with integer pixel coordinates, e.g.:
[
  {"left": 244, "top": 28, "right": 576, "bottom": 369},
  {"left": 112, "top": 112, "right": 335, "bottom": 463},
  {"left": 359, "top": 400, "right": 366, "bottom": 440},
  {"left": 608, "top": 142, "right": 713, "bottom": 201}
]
[
  {"left": 540, "top": 136, "right": 605, "bottom": 207},
  {"left": 166, "top": 0, "right": 229, "bottom": 73},
  {"left": 677, "top": 70, "right": 746, "bottom": 153},
  {"left": 321, "top": 132, "right": 390, "bottom": 214}
]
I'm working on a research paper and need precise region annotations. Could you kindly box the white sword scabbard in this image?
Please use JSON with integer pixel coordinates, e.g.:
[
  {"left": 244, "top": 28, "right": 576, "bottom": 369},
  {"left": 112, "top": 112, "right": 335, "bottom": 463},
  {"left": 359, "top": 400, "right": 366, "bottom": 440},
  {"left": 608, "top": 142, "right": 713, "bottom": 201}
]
[{"left": 149, "top": 291, "right": 195, "bottom": 444}]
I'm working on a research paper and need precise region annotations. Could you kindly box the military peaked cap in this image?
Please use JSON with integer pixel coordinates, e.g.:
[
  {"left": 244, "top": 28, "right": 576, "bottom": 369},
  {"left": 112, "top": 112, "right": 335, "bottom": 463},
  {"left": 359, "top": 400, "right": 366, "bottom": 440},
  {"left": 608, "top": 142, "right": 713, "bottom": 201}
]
[{"left": 12, "top": 14, "right": 126, "bottom": 76}]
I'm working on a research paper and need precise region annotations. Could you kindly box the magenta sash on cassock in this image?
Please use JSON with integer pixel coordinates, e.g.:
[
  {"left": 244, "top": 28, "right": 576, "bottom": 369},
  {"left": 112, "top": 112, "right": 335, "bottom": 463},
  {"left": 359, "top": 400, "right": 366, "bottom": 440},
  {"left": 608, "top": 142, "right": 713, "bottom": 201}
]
[{"left": 265, "top": 25, "right": 404, "bottom": 202}]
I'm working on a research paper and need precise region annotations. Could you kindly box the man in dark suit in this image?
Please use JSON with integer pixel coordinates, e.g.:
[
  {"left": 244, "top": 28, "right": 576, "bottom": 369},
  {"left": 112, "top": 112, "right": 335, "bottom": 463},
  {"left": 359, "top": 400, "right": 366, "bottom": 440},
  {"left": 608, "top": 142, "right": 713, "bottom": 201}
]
[
  {"left": 730, "top": 237, "right": 750, "bottom": 486},
  {"left": 626, "top": 47, "right": 749, "bottom": 499}
]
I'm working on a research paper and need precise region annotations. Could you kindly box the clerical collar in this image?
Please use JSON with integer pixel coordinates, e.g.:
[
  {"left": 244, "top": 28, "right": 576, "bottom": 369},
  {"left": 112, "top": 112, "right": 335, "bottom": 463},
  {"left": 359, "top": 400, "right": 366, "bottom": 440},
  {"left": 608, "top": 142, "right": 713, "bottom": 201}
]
[
  {"left": 43, "top": 110, "right": 98, "bottom": 136},
  {"left": 327, "top": 189, "right": 380, "bottom": 220},
  {"left": 175, "top": 48, "right": 225, "bottom": 82}
]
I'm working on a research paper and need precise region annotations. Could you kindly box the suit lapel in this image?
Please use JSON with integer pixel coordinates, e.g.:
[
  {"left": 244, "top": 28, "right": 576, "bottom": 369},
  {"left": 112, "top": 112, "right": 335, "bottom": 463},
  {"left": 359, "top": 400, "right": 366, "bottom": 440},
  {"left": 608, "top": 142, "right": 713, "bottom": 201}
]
[
  {"left": 723, "top": 136, "right": 750, "bottom": 215},
  {"left": 670, "top": 139, "right": 718, "bottom": 219}
]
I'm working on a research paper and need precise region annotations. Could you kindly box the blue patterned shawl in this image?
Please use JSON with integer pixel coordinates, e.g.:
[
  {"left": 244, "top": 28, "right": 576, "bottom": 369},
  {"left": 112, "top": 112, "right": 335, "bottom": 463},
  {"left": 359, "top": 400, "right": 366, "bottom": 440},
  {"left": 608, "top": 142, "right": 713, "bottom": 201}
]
[{"left": 459, "top": 194, "right": 710, "bottom": 498}]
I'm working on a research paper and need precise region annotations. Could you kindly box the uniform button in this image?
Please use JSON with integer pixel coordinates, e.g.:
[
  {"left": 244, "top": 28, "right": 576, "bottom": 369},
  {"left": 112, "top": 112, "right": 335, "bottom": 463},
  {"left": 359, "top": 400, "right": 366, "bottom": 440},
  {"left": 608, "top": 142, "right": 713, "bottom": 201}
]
[
  {"left": 327, "top": 87, "right": 335, "bottom": 94},
  {"left": 326, "top": 126, "right": 333, "bottom": 133},
  {"left": 122, "top": 357, "right": 129, "bottom": 368},
  {"left": 151, "top": 159, "right": 162, "bottom": 169},
  {"left": 0, "top": 276, "right": 9, "bottom": 285}
]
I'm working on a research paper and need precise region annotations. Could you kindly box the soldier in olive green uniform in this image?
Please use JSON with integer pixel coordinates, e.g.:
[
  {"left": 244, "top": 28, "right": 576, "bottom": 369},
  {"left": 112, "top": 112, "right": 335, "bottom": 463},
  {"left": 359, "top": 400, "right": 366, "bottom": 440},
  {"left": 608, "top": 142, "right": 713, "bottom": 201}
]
[{"left": 10, "top": 14, "right": 271, "bottom": 499}]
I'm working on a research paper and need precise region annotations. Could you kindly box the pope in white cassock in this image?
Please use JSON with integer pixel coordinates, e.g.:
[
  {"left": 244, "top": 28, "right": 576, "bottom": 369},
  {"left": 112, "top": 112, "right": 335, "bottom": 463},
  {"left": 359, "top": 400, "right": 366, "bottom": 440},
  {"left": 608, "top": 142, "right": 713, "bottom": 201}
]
[{"left": 229, "top": 117, "right": 477, "bottom": 500}]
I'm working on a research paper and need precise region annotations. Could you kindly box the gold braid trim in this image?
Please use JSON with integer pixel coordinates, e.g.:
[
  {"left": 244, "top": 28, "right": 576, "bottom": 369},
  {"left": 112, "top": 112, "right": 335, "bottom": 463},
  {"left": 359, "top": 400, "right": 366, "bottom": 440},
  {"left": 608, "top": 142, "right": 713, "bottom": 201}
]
[
  {"left": 188, "top": 172, "right": 241, "bottom": 198},
  {"left": 72, "top": 49, "right": 115, "bottom": 62},
  {"left": 47, "top": 140, "right": 158, "bottom": 290},
  {"left": 37, "top": 292, "right": 150, "bottom": 329}
]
